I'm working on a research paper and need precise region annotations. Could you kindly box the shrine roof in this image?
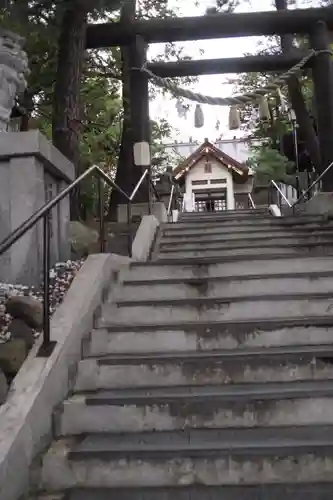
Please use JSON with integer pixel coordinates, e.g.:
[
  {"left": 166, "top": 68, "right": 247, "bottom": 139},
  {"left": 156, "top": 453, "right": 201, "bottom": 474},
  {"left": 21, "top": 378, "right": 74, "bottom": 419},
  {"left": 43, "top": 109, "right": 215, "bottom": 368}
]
[{"left": 173, "top": 138, "right": 252, "bottom": 184}]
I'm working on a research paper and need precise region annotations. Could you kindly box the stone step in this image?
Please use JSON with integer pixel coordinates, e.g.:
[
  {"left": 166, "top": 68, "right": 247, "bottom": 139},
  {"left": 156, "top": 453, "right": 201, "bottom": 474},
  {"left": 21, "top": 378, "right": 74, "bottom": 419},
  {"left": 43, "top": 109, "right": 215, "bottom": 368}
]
[
  {"left": 175, "top": 211, "right": 316, "bottom": 224},
  {"left": 163, "top": 215, "right": 327, "bottom": 229},
  {"left": 153, "top": 252, "right": 333, "bottom": 264},
  {"left": 40, "top": 426, "right": 333, "bottom": 490},
  {"left": 123, "top": 255, "right": 333, "bottom": 282},
  {"left": 159, "top": 236, "right": 333, "bottom": 252},
  {"left": 31, "top": 496, "right": 64, "bottom": 500},
  {"left": 180, "top": 209, "right": 268, "bottom": 217},
  {"left": 114, "top": 291, "right": 333, "bottom": 308},
  {"left": 99, "top": 296, "right": 333, "bottom": 327},
  {"left": 162, "top": 220, "right": 333, "bottom": 236},
  {"left": 75, "top": 344, "right": 333, "bottom": 391},
  {"left": 58, "top": 379, "right": 333, "bottom": 436},
  {"left": 88, "top": 324, "right": 333, "bottom": 356},
  {"left": 114, "top": 274, "right": 333, "bottom": 302},
  {"left": 40, "top": 484, "right": 333, "bottom": 500},
  {"left": 165, "top": 214, "right": 324, "bottom": 228},
  {"left": 160, "top": 228, "right": 333, "bottom": 244},
  {"left": 177, "top": 214, "right": 275, "bottom": 224},
  {"left": 156, "top": 242, "right": 333, "bottom": 260}
]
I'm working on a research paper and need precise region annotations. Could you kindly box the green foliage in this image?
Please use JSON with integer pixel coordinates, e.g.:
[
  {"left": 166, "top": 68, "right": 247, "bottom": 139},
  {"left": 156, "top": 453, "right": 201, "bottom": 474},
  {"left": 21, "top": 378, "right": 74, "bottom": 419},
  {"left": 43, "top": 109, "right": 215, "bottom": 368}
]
[
  {"left": 1, "top": 0, "right": 188, "bottom": 217},
  {"left": 247, "top": 146, "right": 294, "bottom": 183}
]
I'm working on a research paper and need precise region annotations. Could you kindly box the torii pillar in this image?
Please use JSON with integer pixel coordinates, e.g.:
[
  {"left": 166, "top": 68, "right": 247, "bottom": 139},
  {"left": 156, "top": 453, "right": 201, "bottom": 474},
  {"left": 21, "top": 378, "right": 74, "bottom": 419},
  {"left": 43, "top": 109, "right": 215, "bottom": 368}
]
[
  {"left": 128, "top": 34, "right": 151, "bottom": 202},
  {"left": 310, "top": 21, "right": 333, "bottom": 191}
]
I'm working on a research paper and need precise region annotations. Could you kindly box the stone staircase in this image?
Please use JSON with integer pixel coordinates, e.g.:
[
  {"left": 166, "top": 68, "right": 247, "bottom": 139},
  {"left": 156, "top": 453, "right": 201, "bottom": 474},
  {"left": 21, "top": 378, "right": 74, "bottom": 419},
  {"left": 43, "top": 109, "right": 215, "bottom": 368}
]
[{"left": 34, "top": 208, "right": 333, "bottom": 499}]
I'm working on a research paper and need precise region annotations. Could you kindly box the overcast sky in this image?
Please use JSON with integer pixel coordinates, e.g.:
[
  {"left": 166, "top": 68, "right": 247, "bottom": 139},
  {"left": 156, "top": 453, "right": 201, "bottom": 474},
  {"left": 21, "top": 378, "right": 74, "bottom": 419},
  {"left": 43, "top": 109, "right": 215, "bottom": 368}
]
[{"left": 148, "top": 0, "right": 320, "bottom": 143}]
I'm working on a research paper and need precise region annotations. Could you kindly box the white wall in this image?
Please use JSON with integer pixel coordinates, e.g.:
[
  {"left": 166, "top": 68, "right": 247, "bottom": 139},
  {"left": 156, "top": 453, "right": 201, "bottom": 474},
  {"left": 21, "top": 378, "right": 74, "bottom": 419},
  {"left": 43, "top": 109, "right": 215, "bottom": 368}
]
[
  {"left": 184, "top": 157, "right": 234, "bottom": 211},
  {"left": 165, "top": 138, "right": 257, "bottom": 165}
]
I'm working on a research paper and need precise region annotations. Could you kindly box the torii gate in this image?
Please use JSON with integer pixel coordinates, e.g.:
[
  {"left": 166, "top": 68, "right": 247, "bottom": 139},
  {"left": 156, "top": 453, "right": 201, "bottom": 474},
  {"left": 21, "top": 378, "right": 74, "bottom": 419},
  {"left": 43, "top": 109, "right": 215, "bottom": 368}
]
[{"left": 85, "top": 6, "right": 333, "bottom": 203}]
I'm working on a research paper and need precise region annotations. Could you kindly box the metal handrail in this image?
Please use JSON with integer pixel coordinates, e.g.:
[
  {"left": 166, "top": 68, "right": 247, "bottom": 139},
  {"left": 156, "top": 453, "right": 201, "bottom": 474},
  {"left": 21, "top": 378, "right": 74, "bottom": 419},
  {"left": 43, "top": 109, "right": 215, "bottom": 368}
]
[
  {"left": 292, "top": 160, "right": 333, "bottom": 208},
  {"left": 149, "top": 176, "right": 160, "bottom": 202},
  {"left": 129, "top": 168, "right": 148, "bottom": 201},
  {"left": 271, "top": 180, "right": 292, "bottom": 208},
  {"left": 0, "top": 164, "right": 150, "bottom": 357},
  {"left": 248, "top": 193, "right": 256, "bottom": 209},
  {"left": 167, "top": 184, "right": 175, "bottom": 217}
]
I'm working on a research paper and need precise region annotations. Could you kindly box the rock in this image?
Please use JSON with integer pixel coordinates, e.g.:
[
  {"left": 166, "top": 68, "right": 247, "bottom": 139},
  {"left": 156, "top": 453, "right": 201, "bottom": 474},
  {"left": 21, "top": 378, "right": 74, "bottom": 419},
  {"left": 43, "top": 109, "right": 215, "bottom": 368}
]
[
  {"left": 0, "top": 368, "right": 8, "bottom": 404},
  {"left": 0, "top": 337, "right": 28, "bottom": 374},
  {"left": 5, "top": 296, "right": 43, "bottom": 330},
  {"left": 70, "top": 221, "right": 99, "bottom": 258},
  {"left": 7, "top": 318, "right": 35, "bottom": 349}
]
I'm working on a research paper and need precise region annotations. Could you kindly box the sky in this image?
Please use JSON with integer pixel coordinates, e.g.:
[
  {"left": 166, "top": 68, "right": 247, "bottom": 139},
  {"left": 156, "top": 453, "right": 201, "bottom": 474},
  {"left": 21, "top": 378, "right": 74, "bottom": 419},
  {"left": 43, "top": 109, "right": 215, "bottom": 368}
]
[{"left": 148, "top": 0, "right": 318, "bottom": 143}]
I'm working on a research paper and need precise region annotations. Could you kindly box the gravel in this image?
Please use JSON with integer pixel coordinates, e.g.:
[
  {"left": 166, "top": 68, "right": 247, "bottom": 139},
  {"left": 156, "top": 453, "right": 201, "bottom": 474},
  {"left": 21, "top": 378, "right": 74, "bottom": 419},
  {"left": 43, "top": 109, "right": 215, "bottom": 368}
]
[{"left": 0, "top": 259, "right": 85, "bottom": 343}]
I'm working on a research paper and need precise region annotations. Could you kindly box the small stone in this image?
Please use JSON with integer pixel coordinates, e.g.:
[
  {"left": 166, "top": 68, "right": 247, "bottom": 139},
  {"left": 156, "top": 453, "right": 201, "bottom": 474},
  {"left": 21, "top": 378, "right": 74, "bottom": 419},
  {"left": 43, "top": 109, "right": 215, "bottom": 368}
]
[{"left": 6, "top": 296, "right": 43, "bottom": 330}]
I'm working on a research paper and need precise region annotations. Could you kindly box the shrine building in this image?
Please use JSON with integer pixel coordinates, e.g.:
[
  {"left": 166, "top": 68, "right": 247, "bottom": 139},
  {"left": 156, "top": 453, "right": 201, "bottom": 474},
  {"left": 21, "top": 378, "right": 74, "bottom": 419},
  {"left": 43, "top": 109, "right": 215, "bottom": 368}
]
[{"left": 173, "top": 138, "right": 254, "bottom": 212}]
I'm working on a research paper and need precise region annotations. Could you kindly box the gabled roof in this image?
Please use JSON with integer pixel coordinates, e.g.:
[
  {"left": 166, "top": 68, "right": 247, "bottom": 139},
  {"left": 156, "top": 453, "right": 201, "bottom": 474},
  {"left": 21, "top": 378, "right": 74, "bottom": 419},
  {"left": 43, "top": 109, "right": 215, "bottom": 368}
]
[{"left": 173, "top": 139, "right": 250, "bottom": 184}]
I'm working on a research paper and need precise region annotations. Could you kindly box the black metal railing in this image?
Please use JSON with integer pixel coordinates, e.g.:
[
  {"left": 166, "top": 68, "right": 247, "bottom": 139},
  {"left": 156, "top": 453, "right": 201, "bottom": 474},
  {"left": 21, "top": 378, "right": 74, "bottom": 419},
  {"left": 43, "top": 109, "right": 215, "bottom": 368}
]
[
  {"left": 0, "top": 164, "right": 151, "bottom": 358},
  {"left": 270, "top": 161, "right": 333, "bottom": 213},
  {"left": 292, "top": 161, "right": 333, "bottom": 209}
]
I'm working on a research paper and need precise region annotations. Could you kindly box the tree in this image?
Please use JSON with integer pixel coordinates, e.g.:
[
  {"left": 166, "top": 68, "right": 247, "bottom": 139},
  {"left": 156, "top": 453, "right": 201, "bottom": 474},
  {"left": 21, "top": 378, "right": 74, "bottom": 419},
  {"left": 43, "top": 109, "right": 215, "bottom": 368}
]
[
  {"left": 247, "top": 145, "right": 295, "bottom": 185},
  {"left": 274, "top": 0, "right": 321, "bottom": 172},
  {"left": 229, "top": 0, "right": 325, "bottom": 183},
  {"left": 1, "top": 0, "right": 179, "bottom": 219},
  {"left": 52, "top": 0, "right": 89, "bottom": 219}
]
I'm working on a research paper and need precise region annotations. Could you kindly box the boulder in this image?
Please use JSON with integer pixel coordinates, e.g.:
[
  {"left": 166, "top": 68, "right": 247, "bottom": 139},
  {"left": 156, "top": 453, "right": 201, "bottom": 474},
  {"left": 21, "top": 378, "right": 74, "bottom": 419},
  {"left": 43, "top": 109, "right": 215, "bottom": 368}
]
[
  {"left": 7, "top": 318, "right": 35, "bottom": 349},
  {"left": 0, "top": 337, "right": 28, "bottom": 374},
  {"left": 6, "top": 296, "right": 43, "bottom": 330},
  {"left": 0, "top": 368, "right": 8, "bottom": 404},
  {"left": 70, "top": 221, "right": 99, "bottom": 258}
]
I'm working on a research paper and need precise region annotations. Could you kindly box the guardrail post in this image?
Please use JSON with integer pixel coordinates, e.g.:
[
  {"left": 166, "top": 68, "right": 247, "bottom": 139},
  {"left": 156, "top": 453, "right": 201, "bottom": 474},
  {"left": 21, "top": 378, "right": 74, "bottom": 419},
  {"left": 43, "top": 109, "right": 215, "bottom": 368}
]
[
  {"left": 148, "top": 167, "right": 152, "bottom": 215},
  {"left": 127, "top": 200, "right": 132, "bottom": 257},
  {"left": 37, "top": 213, "right": 55, "bottom": 357},
  {"left": 98, "top": 178, "right": 105, "bottom": 252}
]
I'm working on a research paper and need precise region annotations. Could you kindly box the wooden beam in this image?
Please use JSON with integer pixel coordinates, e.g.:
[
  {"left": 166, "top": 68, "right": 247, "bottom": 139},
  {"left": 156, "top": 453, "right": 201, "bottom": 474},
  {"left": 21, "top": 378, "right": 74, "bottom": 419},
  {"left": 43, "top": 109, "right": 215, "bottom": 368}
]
[
  {"left": 86, "top": 7, "right": 333, "bottom": 47},
  {"left": 146, "top": 53, "right": 309, "bottom": 78}
]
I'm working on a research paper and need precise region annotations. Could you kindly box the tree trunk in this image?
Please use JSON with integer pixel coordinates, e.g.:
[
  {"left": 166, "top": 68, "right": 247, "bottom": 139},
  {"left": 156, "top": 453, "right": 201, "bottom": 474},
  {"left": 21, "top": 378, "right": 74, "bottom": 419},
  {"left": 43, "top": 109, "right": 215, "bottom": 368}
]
[
  {"left": 19, "top": 90, "right": 33, "bottom": 131},
  {"left": 275, "top": 0, "right": 321, "bottom": 172},
  {"left": 108, "top": 0, "right": 136, "bottom": 219},
  {"left": 52, "top": 0, "right": 88, "bottom": 220}
]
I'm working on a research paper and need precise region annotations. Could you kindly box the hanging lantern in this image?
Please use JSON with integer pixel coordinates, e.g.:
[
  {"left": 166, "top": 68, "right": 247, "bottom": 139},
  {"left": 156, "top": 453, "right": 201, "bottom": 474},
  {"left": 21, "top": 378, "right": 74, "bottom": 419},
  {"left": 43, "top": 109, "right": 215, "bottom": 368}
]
[
  {"left": 228, "top": 105, "right": 241, "bottom": 130},
  {"left": 194, "top": 104, "right": 204, "bottom": 128},
  {"left": 258, "top": 96, "right": 271, "bottom": 122}
]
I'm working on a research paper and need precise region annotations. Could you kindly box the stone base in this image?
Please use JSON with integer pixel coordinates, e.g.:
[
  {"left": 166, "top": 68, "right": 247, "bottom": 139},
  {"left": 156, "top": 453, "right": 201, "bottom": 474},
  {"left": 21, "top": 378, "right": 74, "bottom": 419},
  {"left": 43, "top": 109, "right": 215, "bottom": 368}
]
[
  {"left": 117, "top": 202, "right": 167, "bottom": 224},
  {"left": 0, "top": 131, "right": 75, "bottom": 285},
  {"left": 284, "top": 192, "right": 333, "bottom": 216}
]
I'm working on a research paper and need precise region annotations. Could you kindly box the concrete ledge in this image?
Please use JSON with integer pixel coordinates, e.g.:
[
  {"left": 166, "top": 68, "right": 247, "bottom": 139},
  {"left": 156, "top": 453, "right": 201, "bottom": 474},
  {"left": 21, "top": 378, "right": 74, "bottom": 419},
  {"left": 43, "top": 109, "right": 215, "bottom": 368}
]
[
  {"left": 132, "top": 215, "right": 159, "bottom": 261},
  {"left": 269, "top": 204, "right": 282, "bottom": 217},
  {"left": 0, "top": 253, "right": 130, "bottom": 500},
  {"left": 0, "top": 130, "right": 74, "bottom": 182}
]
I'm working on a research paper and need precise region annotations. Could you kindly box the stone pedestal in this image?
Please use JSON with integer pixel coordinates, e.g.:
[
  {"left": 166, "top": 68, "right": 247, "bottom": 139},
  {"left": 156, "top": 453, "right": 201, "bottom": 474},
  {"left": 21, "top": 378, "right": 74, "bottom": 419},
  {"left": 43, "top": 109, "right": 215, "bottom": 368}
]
[
  {"left": 117, "top": 202, "right": 167, "bottom": 223},
  {"left": 0, "top": 130, "right": 75, "bottom": 285}
]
